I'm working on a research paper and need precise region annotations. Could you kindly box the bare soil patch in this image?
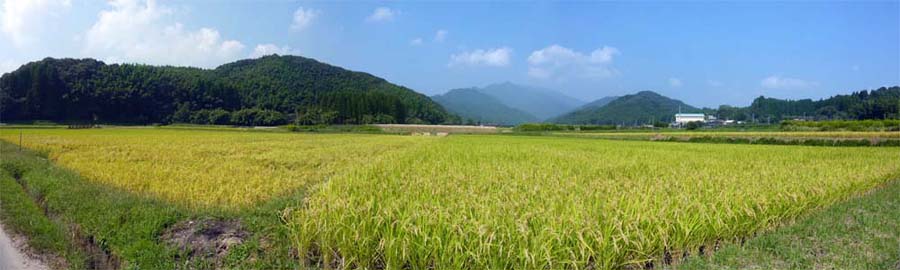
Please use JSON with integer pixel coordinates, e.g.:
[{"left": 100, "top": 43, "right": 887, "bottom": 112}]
[{"left": 161, "top": 219, "right": 247, "bottom": 263}]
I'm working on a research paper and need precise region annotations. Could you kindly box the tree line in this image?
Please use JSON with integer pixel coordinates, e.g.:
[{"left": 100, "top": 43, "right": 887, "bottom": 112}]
[
  {"left": 715, "top": 86, "right": 900, "bottom": 122},
  {"left": 0, "top": 56, "right": 456, "bottom": 125}
]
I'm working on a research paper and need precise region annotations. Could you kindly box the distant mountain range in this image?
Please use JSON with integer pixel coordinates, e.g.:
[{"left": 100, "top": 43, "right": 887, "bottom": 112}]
[
  {"left": 477, "top": 82, "right": 584, "bottom": 120},
  {"left": 552, "top": 91, "right": 699, "bottom": 125},
  {"left": 431, "top": 82, "right": 584, "bottom": 124},
  {"left": 432, "top": 88, "right": 538, "bottom": 125}
]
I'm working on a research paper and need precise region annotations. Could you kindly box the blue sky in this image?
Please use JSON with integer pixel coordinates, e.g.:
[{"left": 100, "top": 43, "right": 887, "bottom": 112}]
[{"left": 1, "top": 0, "right": 897, "bottom": 107}]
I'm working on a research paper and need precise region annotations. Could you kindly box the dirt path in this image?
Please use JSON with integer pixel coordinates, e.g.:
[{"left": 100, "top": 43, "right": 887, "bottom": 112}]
[{"left": 0, "top": 221, "right": 48, "bottom": 270}]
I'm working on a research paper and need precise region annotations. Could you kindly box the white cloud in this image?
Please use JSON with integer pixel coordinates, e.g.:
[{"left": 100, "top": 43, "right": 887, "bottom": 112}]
[
  {"left": 760, "top": 75, "right": 817, "bottom": 90},
  {"left": 250, "top": 44, "right": 295, "bottom": 58},
  {"left": 366, "top": 7, "right": 396, "bottom": 23},
  {"left": 448, "top": 47, "right": 512, "bottom": 67},
  {"left": 82, "top": 0, "right": 246, "bottom": 68},
  {"left": 291, "top": 7, "right": 319, "bottom": 31},
  {"left": 409, "top": 38, "right": 423, "bottom": 46},
  {"left": 669, "top": 77, "right": 683, "bottom": 87},
  {"left": 527, "top": 44, "right": 619, "bottom": 80},
  {"left": 433, "top": 29, "right": 448, "bottom": 42},
  {"left": 1, "top": 0, "right": 72, "bottom": 47}
]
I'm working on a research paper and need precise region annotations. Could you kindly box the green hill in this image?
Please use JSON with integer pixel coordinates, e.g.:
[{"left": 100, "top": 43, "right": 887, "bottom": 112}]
[
  {"left": 572, "top": 96, "right": 618, "bottom": 111},
  {"left": 552, "top": 91, "right": 699, "bottom": 125},
  {"left": 432, "top": 88, "right": 538, "bottom": 125},
  {"left": 477, "top": 82, "right": 584, "bottom": 120},
  {"left": 0, "top": 55, "right": 454, "bottom": 125}
]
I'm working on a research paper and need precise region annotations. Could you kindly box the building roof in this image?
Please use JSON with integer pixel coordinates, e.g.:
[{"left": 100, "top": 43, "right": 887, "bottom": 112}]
[{"left": 675, "top": 113, "right": 705, "bottom": 117}]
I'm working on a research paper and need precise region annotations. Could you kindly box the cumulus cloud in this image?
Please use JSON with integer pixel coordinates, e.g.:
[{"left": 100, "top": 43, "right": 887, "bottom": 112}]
[
  {"left": 760, "top": 75, "right": 817, "bottom": 90},
  {"left": 433, "top": 29, "right": 448, "bottom": 42},
  {"left": 1, "top": 0, "right": 72, "bottom": 47},
  {"left": 409, "top": 38, "right": 423, "bottom": 46},
  {"left": 291, "top": 7, "right": 319, "bottom": 31},
  {"left": 366, "top": 7, "right": 396, "bottom": 22},
  {"left": 448, "top": 47, "right": 512, "bottom": 67},
  {"left": 669, "top": 78, "right": 683, "bottom": 87},
  {"left": 250, "top": 44, "right": 295, "bottom": 58},
  {"left": 527, "top": 45, "right": 619, "bottom": 80},
  {"left": 82, "top": 0, "right": 246, "bottom": 68}
]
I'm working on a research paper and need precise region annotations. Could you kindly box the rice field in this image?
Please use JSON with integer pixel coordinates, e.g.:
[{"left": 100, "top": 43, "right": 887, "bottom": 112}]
[
  {"left": 290, "top": 135, "right": 900, "bottom": 269},
  {"left": 1, "top": 128, "right": 899, "bottom": 268},
  {"left": 0, "top": 128, "right": 429, "bottom": 208}
]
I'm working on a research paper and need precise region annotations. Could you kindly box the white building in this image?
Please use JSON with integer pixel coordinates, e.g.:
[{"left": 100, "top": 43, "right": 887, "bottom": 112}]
[{"left": 674, "top": 113, "right": 705, "bottom": 124}]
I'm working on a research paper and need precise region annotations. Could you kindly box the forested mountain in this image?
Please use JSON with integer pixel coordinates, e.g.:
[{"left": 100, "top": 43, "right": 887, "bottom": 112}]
[
  {"left": 716, "top": 86, "right": 900, "bottom": 122},
  {"left": 572, "top": 96, "right": 618, "bottom": 111},
  {"left": 0, "top": 55, "right": 455, "bottom": 125},
  {"left": 431, "top": 88, "right": 538, "bottom": 125},
  {"left": 552, "top": 91, "right": 699, "bottom": 125},
  {"left": 477, "top": 82, "right": 584, "bottom": 120}
]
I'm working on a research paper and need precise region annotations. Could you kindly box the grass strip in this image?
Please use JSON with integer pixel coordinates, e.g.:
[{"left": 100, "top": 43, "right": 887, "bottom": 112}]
[
  {"left": 680, "top": 179, "right": 900, "bottom": 269},
  {"left": 0, "top": 160, "right": 86, "bottom": 269}
]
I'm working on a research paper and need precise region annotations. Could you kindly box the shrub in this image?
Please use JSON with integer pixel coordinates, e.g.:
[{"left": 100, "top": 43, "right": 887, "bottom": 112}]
[
  {"left": 232, "top": 108, "right": 288, "bottom": 126},
  {"left": 685, "top": 121, "right": 703, "bottom": 130}
]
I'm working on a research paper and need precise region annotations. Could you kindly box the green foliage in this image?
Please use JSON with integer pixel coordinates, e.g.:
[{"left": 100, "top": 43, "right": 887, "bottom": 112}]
[
  {"left": 652, "top": 121, "right": 669, "bottom": 128},
  {"left": 206, "top": 109, "right": 232, "bottom": 125},
  {"left": 685, "top": 121, "right": 703, "bottom": 130},
  {"left": 513, "top": 123, "right": 616, "bottom": 132},
  {"left": 431, "top": 88, "right": 539, "bottom": 125},
  {"left": 231, "top": 108, "right": 287, "bottom": 126},
  {"left": 0, "top": 56, "right": 453, "bottom": 125},
  {"left": 283, "top": 124, "right": 385, "bottom": 133},
  {"left": 724, "top": 86, "right": 900, "bottom": 122},
  {"left": 214, "top": 55, "right": 450, "bottom": 124},
  {"left": 295, "top": 107, "right": 338, "bottom": 125},
  {"left": 514, "top": 123, "right": 572, "bottom": 131}
]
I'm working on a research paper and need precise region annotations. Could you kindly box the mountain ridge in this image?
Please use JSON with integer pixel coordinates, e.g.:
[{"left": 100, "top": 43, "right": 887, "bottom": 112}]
[
  {"left": 476, "top": 82, "right": 584, "bottom": 120},
  {"left": 552, "top": 91, "right": 700, "bottom": 125},
  {"left": 0, "top": 55, "right": 455, "bottom": 125},
  {"left": 431, "top": 88, "right": 539, "bottom": 125}
]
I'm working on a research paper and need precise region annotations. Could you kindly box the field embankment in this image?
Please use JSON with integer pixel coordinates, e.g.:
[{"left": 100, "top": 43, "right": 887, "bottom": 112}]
[{"left": 374, "top": 124, "right": 502, "bottom": 134}]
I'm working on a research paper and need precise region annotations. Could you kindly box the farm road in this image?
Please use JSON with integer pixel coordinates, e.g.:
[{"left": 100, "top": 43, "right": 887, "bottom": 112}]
[{"left": 0, "top": 220, "right": 48, "bottom": 270}]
